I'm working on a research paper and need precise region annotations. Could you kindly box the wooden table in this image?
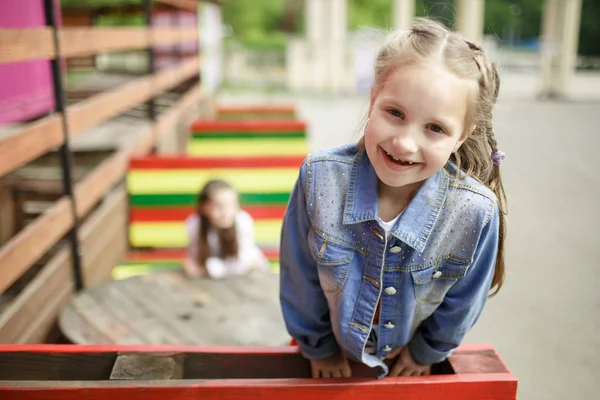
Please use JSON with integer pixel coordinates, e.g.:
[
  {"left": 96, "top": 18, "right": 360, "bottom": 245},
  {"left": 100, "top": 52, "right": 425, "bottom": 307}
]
[{"left": 59, "top": 270, "right": 290, "bottom": 346}]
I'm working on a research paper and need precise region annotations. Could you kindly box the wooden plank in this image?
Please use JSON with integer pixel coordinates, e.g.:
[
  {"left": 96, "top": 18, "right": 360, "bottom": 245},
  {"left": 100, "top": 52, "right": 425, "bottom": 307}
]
[
  {"left": 110, "top": 354, "right": 184, "bottom": 380},
  {"left": 129, "top": 155, "right": 305, "bottom": 169},
  {"left": 0, "top": 187, "right": 126, "bottom": 344},
  {"left": 61, "top": 28, "right": 199, "bottom": 59},
  {"left": 145, "top": 85, "right": 203, "bottom": 156},
  {"left": 150, "top": 28, "right": 199, "bottom": 47},
  {"left": 130, "top": 206, "right": 285, "bottom": 222},
  {"left": 83, "top": 214, "right": 127, "bottom": 286},
  {"left": 0, "top": 115, "right": 63, "bottom": 178},
  {"left": 0, "top": 58, "right": 198, "bottom": 178},
  {"left": 73, "top": 152, "right": 127, "bottom": 218},
  {"left": 0, "top": 351, "right": 116, "bottom": 380},
  {"left": 60, "top": 28, "right": 147, "bottom": 58},
  {"left": 0, "top": 197, "right": 73, "bottom": 295},
  {"left": 127, "top": 84, "right": 203, "bottom": 157},
  {"left": 0, "top": 28, "right": 198, "bottom": 64},
  {"left": 444, "top": 345, "right": 512, "bottom": 375},
  {"left": 67, "top": 57, "right": 199, "bottom": 138},
  {"left": 17, "top": 284, "right": 73, "bottom": 344},
  {"left": 79, "top": 187, "right": 127, "bottom": 286},
  {"left": 0, "top": 375, "right": 518, "bottom": 400},
  {"left": 87, "top": 283, "right": 183, "bottom": 345},
  {"left": 0, "top": 186, "right": 15, "bottom": 245},
  {"left": 155, "top": 0, "right": 199, "bottom": 12},
  {"left": 190, "top": 120, "right": 307, "bottom": 132},
  {"left": 59, "top": 305, "right": 115, "bottom": 345},
  {"left": 0, "top": 28, "right": 55, "bottom": 64},
  {"left": 0, "top": 248, "right": 72, "bottom": 344}
]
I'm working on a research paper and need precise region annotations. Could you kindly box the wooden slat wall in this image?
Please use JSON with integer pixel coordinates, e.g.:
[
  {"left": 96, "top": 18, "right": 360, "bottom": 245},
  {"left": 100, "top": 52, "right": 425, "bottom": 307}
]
[
  {"left": 0, "top": 56, "right": 200, "bottom": 178},
  {"left": 0, "top": 186, "right": 128, "bottom": 344},
  {"left": 0, "top": 1, "right": 209, "bottom": 344}
]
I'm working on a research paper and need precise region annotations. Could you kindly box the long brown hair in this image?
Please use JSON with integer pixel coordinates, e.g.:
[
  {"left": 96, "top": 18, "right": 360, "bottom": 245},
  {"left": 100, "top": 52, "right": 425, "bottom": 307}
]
[
  {"left": 367, "top": 18, "right": 507, "bottom": 295},
  {"left": 196, "top": 179, "right": 239, "bottom": 268}
]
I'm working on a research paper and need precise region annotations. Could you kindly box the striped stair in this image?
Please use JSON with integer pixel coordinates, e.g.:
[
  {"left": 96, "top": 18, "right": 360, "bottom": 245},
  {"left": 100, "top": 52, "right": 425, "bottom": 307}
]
[
  {"left": 118, "top": 155, "right": 304, "bottom": 279},
  {"left": 188, "top": 120, "right": 308, "bottom": 157}
]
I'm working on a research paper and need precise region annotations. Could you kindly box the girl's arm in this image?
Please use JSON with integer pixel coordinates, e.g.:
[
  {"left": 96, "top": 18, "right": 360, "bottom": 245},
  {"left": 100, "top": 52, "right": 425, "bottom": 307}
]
[
  {"left": 407, "top": 203, "right": 500, "bottom": 365},
  {"left": 280, "top": 163, "right": 341, "bottom": 361},
  {"left": 183, "top": 214, "right": 206, "bottom": 278},
  {"left": 234, "top": 211, "right": 268, "bottom": 272}
]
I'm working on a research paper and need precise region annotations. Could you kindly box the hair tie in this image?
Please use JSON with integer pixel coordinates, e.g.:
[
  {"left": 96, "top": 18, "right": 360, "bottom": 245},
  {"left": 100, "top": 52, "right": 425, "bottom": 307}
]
[{"left": 492, "top": 150, "right": 505, "bottom": 166}]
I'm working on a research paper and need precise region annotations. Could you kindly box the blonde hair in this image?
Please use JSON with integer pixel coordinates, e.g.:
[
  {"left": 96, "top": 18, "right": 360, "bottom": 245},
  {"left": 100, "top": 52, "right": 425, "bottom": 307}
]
[{"left": 366, "top": 18, "right": 507, "bottom": 295}]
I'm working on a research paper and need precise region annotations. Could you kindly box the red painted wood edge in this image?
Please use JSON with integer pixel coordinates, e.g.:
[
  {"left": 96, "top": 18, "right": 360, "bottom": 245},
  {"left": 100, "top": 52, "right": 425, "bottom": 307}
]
[
  {"left": 190, "top": 121, "right": 307, "bottom": 132},
  {"left": 217, "top": 105, "right": 296, "bottom": 114},
  {"left": 0, "top": 376, "right": 518, "bottom": 400},
  {"left": 0, "top": 343, "right": 496, "bottom": 355},
  {"left": 130, "top": 206, "right": 286, "bottom": 222},
  {"left": 0, "top": 345, "right": 517, "bottom": 400},
  {"left": 129, "top": 156, "right": 305, "bottom": 169},
  {"left": 126, "top": 248, "right": 280, "bottom": 261}
]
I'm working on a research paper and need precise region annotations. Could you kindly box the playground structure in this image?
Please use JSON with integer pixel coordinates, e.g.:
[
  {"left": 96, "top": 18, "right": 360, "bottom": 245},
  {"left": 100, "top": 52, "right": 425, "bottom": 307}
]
[{"left": 0, "top": 1, "right": 517, "bottom": 398}]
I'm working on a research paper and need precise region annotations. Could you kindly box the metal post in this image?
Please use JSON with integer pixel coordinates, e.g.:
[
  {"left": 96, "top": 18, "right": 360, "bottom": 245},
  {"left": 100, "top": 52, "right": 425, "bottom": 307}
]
[
  {"left": 43, "top": 0, "right": 84, "bottom": 291},
  {"left": 144, "top": 0, "right": 157, "bottom": 121}
]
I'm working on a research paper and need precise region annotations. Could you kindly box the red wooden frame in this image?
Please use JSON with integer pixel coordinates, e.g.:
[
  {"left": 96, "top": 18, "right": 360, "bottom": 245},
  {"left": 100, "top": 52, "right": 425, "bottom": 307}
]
[
  {"left": 0, "top": 344, "right": 517, "bottom": 400},
  {"left": 129, "top": 156, "right": 305, "bottom": 169},
  {"left": 190, "top": 121, "right": 307, "bottom": 132},
  {"left": 130, "top": 206, "right": 286, "bottom": 222}
]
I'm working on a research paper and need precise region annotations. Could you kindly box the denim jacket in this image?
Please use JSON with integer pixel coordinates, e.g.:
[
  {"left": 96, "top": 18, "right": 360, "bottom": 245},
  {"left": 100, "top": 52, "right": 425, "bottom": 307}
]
[{"left": 279, "top": 144, "right": 499, "bottom": 376}]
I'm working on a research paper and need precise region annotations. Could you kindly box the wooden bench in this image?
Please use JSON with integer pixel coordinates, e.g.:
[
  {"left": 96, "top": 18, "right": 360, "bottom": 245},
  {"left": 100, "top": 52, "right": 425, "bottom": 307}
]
[
  {"left": 0, "top": 343, "right": 518, "bottom": 399},
  {"left": 119, "top": 155, "right": 305, "bottom": 278},
  {"left": 188, "top": 120, "right": 308, "bottom": 157},
  {"left": 216, "top": 104, "right": 297, "bottom": 120}
]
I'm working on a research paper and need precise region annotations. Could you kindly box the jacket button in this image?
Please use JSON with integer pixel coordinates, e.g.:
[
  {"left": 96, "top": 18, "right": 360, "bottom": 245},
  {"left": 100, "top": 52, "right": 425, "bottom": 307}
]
[
  {"left": 382, "top": 345, "right": 392, "bottom": 352},
  {"left": 384, "top": 287, "right": 396, "bottom": 295},
  {"left": 389, "top": 246, "right": 401, "bottom": 254},
  {"left": 384, "top": 321, "right": 395, "bottom": 329},
  {"left": 432, "top": 271, "right": 442, "bottom": 279}
]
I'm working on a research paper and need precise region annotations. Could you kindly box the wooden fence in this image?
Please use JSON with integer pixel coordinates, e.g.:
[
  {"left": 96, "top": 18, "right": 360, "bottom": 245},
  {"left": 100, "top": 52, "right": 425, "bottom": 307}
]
[{"left": 0, "top": 0, "right": 212, "bottom": 344}]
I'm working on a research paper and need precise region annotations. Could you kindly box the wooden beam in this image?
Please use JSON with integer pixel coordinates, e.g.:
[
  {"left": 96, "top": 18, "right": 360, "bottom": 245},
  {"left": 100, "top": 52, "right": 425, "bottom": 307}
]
[
  {"left": 0, "top": 197, "right": 73, "bottom": 295},
  {"left": 0, "top": 116, "right": 64, "bottom": 178},
  {"left": 67, "top": 57, "right": 200, "bottom": 138},
  {"left": 0, "top": 28, "right": 55, "bottom": 64},
  {"left": 0, "top": 28, "right": 198, "bottom": 65},
  {"left": 61, "top": 28, "right": 199, "bottom": 58},
  {"left": 155, "top": 0, "right": 199, "bottom": 12},
  {"left": 130, "top": 84, "right": 203, "bottom": 157},
  {"left": 79, "top": 187, "right": 127, "bottom": 286},
  {"left": 73, "top": 153, "right": 127, "bottom": 218}
]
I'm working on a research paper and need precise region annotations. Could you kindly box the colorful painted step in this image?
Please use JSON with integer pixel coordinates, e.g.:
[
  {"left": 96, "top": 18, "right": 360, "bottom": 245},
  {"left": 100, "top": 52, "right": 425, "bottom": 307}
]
[
  {"left": 127, "top": 156, "right": 304, "bottom": 250},
  {"left": 217, "top": 104, "right": 297, "bottom": 120},
  {"left": 113, "top": 249, "right": 281, "bottom": 280},
  {"left": 188, "top": 120, "right": 308, "bottom": 157}
]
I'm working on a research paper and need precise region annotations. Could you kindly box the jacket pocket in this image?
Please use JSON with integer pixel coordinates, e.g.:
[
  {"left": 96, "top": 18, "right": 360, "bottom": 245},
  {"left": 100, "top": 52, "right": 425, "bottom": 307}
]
[
  {"left": 411, "top": 257, "right": 469, "bottom": 305},
  {"left": 309, "top": 230, "right": 354, "bottom": 294}
]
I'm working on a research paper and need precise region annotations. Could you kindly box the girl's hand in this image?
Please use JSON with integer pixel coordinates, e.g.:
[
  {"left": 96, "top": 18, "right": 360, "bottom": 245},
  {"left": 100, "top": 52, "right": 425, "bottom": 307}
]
[
  {"left": 389, "top": 347, "right": 431, "bottom": 376},
  {"left": 310, "top": 352, "right": 352, "bottom": 378}
]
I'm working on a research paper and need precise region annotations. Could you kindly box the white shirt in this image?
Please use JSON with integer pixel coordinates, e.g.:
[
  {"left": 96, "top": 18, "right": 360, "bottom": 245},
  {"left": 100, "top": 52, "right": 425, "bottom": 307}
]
[
  {"left": 185, "top": 210, "right": 268, "bottom": 278},
  {"left": 379, "top": 212, "right": 402, "bottom": 235}
]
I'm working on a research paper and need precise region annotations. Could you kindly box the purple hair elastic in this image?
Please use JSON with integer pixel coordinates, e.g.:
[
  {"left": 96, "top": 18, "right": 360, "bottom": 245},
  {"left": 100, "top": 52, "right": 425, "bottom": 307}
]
[{"left": 492, "top": 150, "right": 505, "bottom": 166}]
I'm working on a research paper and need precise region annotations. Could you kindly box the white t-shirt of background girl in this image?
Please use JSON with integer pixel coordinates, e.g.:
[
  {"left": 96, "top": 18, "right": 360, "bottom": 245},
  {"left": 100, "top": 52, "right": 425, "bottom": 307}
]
[{"left": 184, "top": 210, "right": 268, "bottom": 278}]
